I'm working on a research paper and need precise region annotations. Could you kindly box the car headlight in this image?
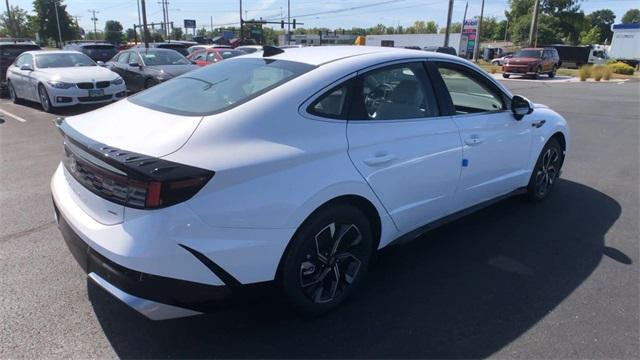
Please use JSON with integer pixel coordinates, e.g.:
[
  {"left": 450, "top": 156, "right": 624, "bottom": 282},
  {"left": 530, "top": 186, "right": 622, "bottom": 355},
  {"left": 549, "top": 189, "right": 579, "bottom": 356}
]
[
  {"left": 111, "top": 77, "right": 124, "bottom": 86},
  {"left": 47, "top": 80, "right": 74, "bottom": 89}
]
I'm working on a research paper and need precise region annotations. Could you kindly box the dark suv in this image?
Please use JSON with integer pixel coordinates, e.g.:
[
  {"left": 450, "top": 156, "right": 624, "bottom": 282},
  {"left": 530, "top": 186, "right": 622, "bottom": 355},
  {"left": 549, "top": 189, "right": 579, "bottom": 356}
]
[
  {"left": 0, "top": 39, "right": 41, "bottom": 94},
  {"left": 63, "top": 41, "right": 118, "bottom": 63},
  {"left": 502, "top": 47, "right": 560, "bottom": 79},
  {"left": 132, "top": 42, "right": 189, "bottom": 56}
]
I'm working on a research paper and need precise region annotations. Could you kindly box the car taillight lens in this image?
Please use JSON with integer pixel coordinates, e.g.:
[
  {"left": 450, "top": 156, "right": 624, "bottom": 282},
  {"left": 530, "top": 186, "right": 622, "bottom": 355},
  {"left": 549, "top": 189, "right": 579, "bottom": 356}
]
[{"left": 59, "top": 121, "right": 214, "bottom": 210}]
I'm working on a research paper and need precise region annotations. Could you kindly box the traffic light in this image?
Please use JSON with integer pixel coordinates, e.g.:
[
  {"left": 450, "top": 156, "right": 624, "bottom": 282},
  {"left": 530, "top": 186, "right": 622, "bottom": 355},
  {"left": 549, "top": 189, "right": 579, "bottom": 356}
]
[
  {"left": 293, "top": 19, "right": 296, "bottom": 29},
  {"left": 281, "top": 20, "right": 285, "bottom": 29}
]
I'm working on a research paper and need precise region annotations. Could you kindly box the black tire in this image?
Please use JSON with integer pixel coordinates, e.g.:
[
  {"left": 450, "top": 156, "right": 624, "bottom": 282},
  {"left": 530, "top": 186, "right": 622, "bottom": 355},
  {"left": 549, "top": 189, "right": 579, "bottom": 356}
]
[
  {"left": 502, "top": 73, "right": 510, "bottom": 79},
  {"left": 38, "top": 84, "right": 55, "bottom": 113},
  {"left": 526, "top": 138, "right": 564, "bottom": 201},
  {"left": 8, "top": 81, "right": 21, "bottom": 104},
  {"left": 144, "top": 78, "right": 158, "bottom": 89},
  {"left": 533, "top": 66, "right": 542, "bottom": 79},
  {"left": 279, "top": 204, "right": 374, "bottom": 315},
  {"left": 548, "top": 66, "right": 556, "bottom": 78}
]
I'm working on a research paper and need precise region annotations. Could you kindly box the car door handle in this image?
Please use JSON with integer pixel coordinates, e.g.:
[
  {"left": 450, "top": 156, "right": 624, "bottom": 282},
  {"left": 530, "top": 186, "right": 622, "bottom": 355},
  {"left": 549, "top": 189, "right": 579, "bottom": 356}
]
[
  {"left": 465, "top": 135, "right": 484, "bottom": 146},
  {"left": 363, "top": 153, "right": 396, "bottom": 166}
]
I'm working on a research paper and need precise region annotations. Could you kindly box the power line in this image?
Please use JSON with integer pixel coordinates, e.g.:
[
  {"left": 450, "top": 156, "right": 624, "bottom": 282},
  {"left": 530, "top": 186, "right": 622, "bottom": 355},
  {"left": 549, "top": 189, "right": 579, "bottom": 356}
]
[{"left": 88, "top": 9, "right": 99, "bottom": 37}]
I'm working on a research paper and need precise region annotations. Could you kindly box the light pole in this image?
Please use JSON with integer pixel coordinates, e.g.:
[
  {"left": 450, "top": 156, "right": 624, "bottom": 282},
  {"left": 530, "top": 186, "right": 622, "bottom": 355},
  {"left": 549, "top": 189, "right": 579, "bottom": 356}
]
[
  {"left": 444, "top": 0, "right": 454, "bottom": 47},
  {"left": 473, "top": 0, "right": 485, "bottom": 62},
  {"left": 287, "top": 0, "right": 291, "bottom": 45},
  {"left": 52, "top": 0, "right": 63, "bottom": 47}
]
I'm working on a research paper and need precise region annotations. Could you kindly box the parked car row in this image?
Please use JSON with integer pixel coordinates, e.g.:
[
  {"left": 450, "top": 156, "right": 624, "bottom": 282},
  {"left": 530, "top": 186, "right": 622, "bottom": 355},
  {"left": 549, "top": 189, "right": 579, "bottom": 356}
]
[{"left": 2, "top": 39, "right": 252, "bottom": 112}]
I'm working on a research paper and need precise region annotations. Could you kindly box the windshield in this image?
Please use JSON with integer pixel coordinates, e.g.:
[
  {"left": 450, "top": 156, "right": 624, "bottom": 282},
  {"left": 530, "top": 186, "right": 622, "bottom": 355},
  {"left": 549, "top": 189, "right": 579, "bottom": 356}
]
[
  {"left": 36, "top": 53, "right": 96, "bottom": 68},
  {"left": 83, "top": 45, "right": 117, "bottom": 60},
  {"left": 0, "top": 45, "right": 40, "bottom": 58},
  {"left": 157, "top": 44, "right": 189, "bottom": 56},
  {"left": 514, "top": 50, "right": 542, "bottom": 58},
  {"left": 219, "top": 50, "right": 245, "bottom": 59},
  {"left": 129, "top": 58, "right": 315, "bottom": 116},
  {"left": 139, "top": 50, "right": 190, "bottom": 65}
]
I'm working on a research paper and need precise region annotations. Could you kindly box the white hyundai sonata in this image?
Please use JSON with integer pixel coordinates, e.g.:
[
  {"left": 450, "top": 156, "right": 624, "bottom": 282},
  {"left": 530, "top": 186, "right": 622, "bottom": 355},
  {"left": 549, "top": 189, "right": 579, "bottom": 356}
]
[
  {"left": 51, "top": 46, "right": 569, "bottom": 320},
  {"left": 6, "top": 50, "right": 126, "bottom": 112}
]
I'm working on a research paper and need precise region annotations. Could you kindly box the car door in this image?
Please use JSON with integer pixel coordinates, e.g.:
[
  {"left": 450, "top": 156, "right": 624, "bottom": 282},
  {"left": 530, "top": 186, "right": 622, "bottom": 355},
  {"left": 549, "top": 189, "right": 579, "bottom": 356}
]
[
  {"left": 126, "top": 52, "right": 146, "bottom": 92},
  {"left": 432, "top": 61, "right": 533, "bottom": 211},
  {"left": 345, "top": 61, "right": 463, "bottom": 232},
  {"left": 11, "top": 53, "right": 34, "bottom": 99}
]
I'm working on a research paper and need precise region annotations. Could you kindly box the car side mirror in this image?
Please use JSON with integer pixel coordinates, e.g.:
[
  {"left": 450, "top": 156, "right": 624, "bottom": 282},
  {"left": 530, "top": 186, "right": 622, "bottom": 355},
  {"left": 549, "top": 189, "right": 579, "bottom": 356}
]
[
  {"left": 20, "top": 64, "right": 33, "bottom": 71},
  {"left": 190, "top": 60, "right": 197, "bottom": 64},
  {"left": 128, "top": 62, "right": 141, "bottom": 68},
  {"left": 96, "top": 61, "right": 105, "bottom": 66},
  {"left": 511, "top": 95, "right": 534, "bottom": 120}
]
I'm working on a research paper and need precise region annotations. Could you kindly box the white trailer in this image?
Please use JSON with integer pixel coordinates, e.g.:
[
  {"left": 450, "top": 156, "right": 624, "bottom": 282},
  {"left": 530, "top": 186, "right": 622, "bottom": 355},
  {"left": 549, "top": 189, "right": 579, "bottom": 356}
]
[
  {"left": 608, "top": 24, "right": 640, "bottom": 67},
  {"left": 365, "top": 33, "right": 461, "bottom": 50}
]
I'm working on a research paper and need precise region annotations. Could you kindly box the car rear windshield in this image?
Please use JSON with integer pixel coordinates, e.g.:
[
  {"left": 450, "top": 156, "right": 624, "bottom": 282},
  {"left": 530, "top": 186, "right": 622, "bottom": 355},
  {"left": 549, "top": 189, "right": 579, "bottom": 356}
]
[
  {"left": 515, "top": 50, "right": 542, "bottom": 58},
  {"left": 83, "top": 45, "right": 117, "bottom": 57},
  {"left": 0, "top": 44, "right": 40, "bottom": 58},
  {"left": 219, "top": 50, "right": 245, "bottom": 59},
  {"left": 140, "top": 50, "right": 190, "bottom": 65},
  {"left": 36, "top": 53, "right": 96, "bottom": 68},
  {"left": 157, "top": 44, "right": 188, "bottom": 56},
  {"left": 129, "top": 58, "right": 315, "bottom": 116}
]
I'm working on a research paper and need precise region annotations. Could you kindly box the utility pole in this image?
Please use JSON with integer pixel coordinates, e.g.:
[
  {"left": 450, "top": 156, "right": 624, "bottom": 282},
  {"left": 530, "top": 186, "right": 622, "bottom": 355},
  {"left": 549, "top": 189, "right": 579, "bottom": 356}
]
[
  {"left": 504, "top": 17, "right": 509, "bottom": 42},
  {"left": 53, "top": 1, "right": 62, "bottom": 47},
  {"left": 239, "top": 0, "right": 243, "bottom": 41},
  {"left": 140, "top": 0, "right": 149, "bottom": 48},
  {"left": 136, "top": 0, "right": 142, "bottom": 41},
  {"left": 528, "top": 0, "right": 540, "bottom": 47},
  {"left": 444, "top": 0, "right": 454, "bottom": 47},
  {"left": 287, "top": 0, "right": 291, "bottom": 45},
  {"left": 461, "top": 1, "right": 468, "bottom": 58},
  {"left": 88, "top": 9, "right": 99, "bottom": 40},
  {"left": 158, "top": 0, "right": 166, "bottom": 38},
  {"left": 472, "top": 0, "right": 485, "bottom": 62},
  {"left": 4, "top": 0, "right": 17, "bottom": 37}
]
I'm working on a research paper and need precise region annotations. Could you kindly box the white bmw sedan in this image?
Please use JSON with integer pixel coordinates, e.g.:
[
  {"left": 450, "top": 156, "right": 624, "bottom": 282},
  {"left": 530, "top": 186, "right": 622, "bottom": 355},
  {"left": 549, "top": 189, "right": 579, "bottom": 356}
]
[
  {"left": 6, "top": 50, "right": 126, "bottom": 112},
  {"left": 51, "top": 46, "right": 569, "bottom": 319}
]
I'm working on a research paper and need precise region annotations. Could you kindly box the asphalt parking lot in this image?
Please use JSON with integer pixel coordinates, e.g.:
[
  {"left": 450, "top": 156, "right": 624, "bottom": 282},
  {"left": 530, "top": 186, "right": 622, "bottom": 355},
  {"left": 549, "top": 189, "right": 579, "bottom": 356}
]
[{"left": 1, "top": 78, "right": 638, "bottom": 358}]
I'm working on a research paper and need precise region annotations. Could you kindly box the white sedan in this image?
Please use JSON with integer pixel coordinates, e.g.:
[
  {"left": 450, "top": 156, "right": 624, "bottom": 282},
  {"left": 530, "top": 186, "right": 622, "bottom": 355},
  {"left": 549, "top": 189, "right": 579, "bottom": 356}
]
[
  {"left": 51, "top": 46, "right": 569, "bottom": 319},
  {"left": 6, "top": 50, "right": 126, "bottom": 112}
]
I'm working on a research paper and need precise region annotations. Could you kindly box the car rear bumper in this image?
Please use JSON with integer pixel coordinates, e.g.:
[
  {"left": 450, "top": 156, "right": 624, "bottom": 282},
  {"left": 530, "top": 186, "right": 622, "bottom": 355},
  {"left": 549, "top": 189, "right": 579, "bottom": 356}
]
[{"left": 55, "top": 205, "right": 222, "bottom": 319}]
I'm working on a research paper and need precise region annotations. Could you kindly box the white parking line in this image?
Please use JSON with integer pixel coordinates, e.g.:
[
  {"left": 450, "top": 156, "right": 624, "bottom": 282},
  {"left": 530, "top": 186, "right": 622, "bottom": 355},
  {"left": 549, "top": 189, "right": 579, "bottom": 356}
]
[{"left": 0, "top": 107, "right": 27, "bottom": 123}]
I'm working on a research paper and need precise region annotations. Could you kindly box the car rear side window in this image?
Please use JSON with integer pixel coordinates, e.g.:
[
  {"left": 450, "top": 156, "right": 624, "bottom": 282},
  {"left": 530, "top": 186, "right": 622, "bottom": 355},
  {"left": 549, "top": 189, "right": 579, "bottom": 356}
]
[
  {"left": 129, "top": 58, "right": 315, "bottom": 116},
  {"left": 309, "top": 85, "right": 350, "bottom": 119}
]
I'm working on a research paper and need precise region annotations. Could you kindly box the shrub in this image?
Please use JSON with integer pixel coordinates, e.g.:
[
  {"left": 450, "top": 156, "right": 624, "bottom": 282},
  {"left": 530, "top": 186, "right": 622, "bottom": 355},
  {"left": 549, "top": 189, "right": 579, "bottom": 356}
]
[
  {"left": 490, "top": 66, "right": 498, "bottom": 74},
  {"left": 578, "top": 65, "right": 591, "bottom": 81},
  {"left": 607, "top": 62, "right": 635, "bottom": 75},
  {"left": 606, "top": 58, "right": 618, "bottom": 65},
  {"left": 592, "top": 65, "right": 604, "bottom": 81},
  {"left": 602, "top": 66, "right": 612, "bottom": 80}
]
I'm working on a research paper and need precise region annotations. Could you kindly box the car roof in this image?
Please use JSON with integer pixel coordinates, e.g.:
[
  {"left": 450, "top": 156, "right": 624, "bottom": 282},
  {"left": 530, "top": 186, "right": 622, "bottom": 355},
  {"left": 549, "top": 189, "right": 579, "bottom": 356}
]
[
  {"left": 130, "top": 47, "right": 180, "bottom": 53},
  {"left": 21, "top": 50, "right": 84, "bottom": 56},
  {"left": 240, "top": 45, "right": 457, "bottom": 66}
]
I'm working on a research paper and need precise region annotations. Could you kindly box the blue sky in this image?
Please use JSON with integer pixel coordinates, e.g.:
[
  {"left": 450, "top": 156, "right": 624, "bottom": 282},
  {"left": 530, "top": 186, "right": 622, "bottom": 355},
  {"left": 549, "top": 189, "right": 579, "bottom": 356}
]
[{"left": 6, "top": 0, "right": 639, "bottom": 33}]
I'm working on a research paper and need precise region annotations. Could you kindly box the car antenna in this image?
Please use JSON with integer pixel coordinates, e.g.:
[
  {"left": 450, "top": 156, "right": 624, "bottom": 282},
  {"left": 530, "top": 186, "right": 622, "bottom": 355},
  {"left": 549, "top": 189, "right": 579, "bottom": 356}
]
[{"left": 262, "top": 45, "right": 284, "bottom": 57}]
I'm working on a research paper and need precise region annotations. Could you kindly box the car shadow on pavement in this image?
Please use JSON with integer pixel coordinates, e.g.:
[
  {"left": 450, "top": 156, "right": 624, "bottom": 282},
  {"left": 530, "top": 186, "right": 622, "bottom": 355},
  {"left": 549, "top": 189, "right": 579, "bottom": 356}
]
[{"left": 88, "top": 179, "right": 624, "bottom": 358}]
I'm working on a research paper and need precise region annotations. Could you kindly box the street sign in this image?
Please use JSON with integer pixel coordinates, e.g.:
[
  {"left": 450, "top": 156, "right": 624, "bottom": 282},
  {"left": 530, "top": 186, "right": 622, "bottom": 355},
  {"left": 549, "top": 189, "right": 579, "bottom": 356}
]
[{"left": 184, "top": 19, "right": 196, "bottom": 29}]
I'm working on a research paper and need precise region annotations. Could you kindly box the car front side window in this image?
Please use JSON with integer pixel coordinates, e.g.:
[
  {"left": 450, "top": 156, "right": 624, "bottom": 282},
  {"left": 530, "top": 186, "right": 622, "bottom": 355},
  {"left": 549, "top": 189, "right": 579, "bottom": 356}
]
[
  {"left": 436, "top": 63, "right": 505, "bottom": 114},
  {"left": 351, "top": 62, "right": 438, "bottom": 121}
]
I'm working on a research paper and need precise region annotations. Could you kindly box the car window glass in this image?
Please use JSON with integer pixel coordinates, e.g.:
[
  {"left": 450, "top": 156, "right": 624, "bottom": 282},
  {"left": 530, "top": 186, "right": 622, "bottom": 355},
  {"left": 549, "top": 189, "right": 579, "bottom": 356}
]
[
  {"left": 14, "top": 54, "right": 27, "bottom": 67},
  {"left": 437, "top": 65, "right": 504, "bottom": 114},
  {"left": 206, "top": 52, "right": 217, "bottom": 62},
  {"left": 192, "top": 52, "right": 206, "bottom": 61},
  {"left": 310, "top": 85, "right": 348, "bottom": 119},
  {"left": 36, "top": 53, "right": 95, "bottom": 68},
  {"left": 354, "top": 62, "right": 437, "bottom": 120},
  {"left": 139, "top": 50, "right": 189, "bottom": 65},
  {"left": 117, "top": 52, "right": 130, "bottom": 64}
]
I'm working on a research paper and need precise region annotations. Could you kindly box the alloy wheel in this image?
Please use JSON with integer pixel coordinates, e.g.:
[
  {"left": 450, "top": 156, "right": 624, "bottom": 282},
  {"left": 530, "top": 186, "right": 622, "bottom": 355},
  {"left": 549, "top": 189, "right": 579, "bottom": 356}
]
[
  {"left": 299, "top": 222, "right": 364, "bottom": 304},
  {"left": 534, "top": 147, "right": 560, "bottom": 197},
  {"left": 39, "top": 86, "right": 50, "bottom": 112}
]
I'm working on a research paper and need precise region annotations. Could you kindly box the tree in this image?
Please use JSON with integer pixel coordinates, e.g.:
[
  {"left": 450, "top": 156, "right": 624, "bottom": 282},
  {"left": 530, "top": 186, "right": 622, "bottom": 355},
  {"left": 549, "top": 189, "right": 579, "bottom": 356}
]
[
  {"left": 170, "top": 26, "right": 183, "bottom": 40},
  {"left": 406, "top": 20, "right": 437, "bottom": 34},
  {"left": 104, "top": 20, "right": 123, "bottom": 43},
  {"left": 478, "top": 16, "right": 500, "bottom": 41},
  {"left": 0, "top": 6, "right": 37, "bottom": 38},
  {"left": 32, "top": 0, "right": 79, "bottom": 47},
  {"left": 586, "top": 9, "right": 615, "bottom": 44},
  {"left": 125, "top": 28, "right": 136, "bottom": 41},
  {"left": 580, "top": 25, "right": 601, "bottom": 45},
  {"left": 150, "top": 31, "right": 164, "bottom": 42},
  {"left": 506, "top": 0, "right": 586, "bottom": 44},
  {"left": 439, "top": 22, "right": 461, "bottom": 34},
  {"left": 622, "top": 9, "right": 640, "bottom": 24}
]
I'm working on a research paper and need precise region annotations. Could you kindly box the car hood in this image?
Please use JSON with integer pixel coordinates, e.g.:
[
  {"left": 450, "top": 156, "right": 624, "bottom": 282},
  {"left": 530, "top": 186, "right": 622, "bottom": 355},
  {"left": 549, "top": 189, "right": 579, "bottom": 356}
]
[
  {"left": 508, "top": 57, "right": 540, "bottom": 64},
  {"left": 64, "top": 99, "right": 203, "bottom": 158},
  {"left": 37, "top": 66, "right": 119, "bottom": 82},
  {"left": 145, "top": 64, "right": 199, "bottom": 78}
]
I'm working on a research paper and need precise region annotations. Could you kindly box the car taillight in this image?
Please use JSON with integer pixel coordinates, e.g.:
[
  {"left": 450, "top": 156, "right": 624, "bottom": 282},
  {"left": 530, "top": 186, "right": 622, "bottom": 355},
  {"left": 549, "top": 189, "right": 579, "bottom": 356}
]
[{"left": 58, "top": 118, "right": 214, "bottom": 210}]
